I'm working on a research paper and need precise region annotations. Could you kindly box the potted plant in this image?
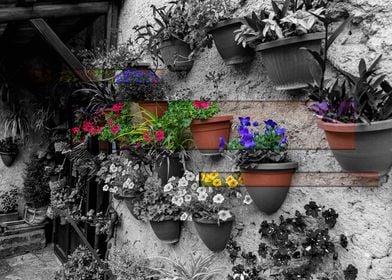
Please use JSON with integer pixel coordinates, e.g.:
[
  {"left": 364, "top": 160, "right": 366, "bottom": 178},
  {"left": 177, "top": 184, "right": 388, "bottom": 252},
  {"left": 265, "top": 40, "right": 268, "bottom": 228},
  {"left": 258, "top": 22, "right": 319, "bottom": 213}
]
[
  {"left": 96, "top": 152, "right": 150, "bottom": 219},
  {"left": 234, "top": 0, "right": 328, "bottom": 90},
  {"left": 0, "top": 185, "right": 19, "bottom": 223},
  {"left": 22, "top": 153, "right": 51, "bottom": 225},
  {"left": 222, "top": 117, "right": 298, "bottom": 214},
  {"left": 134, "top": 1, "right": 212, "bottom": 72},
  {"left": 133, "top": 172, "right": 182, "bottom": 244},
  {"left": 0, "top": 137, "right": 19, "bottom": 167},
  {"left": 167, "top": 170, "right": 250, "bottom": 252}
]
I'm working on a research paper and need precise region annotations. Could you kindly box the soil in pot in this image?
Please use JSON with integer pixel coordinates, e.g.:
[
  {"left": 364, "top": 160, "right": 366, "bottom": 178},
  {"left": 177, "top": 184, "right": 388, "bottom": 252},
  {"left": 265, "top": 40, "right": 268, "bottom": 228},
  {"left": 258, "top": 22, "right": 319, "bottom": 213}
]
[
  {"left": 193, "top": 217, "right": 233, "bottom": 252},
  {"left": 241, "top": 162, "right": 298, "bottom": 214},
  {"left": 256, "top": 33, "right": 324, "bottom": 90},
  {"left": 159, "top": 38, "right": 194, "bottom": 72},
  {"left": 209, "top": 19, "right": 255, "bottom": 65},
  {"left": 317, "top": 119, "right": 392, "bottom": 175},
  {"left": 150, "top": 219, "right": 181, "bottom": 244},
  {"left": 190, "top": 115, "right": 233, "bottom": 155},
  {"left": 157, "top": 154, "right": 185, "bottom": 185},
  {"left": 0, "top": 153, "right": 18, "bottom": 167},
  {"left": 139, "top": 101, "right": 168, "bottom": 119}
]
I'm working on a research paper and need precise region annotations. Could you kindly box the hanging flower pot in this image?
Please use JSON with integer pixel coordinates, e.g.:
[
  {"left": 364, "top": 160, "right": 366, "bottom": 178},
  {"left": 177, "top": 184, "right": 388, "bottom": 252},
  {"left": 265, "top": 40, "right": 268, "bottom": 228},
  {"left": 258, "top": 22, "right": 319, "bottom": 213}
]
[
  {"left": 190, "top": 115, "right": 233, "bottom": 154},
  {"left": 149, "top": 219, "right": 181, "bottom": 244},
  {"left": 0, "top": 152, "right": 18, "bottom": 167},
  {"left": 241, "top": 162, "right": 298, "bottom": 214},
  {"left": 317, "top": 119, "right": 392, "bottom": 175},
  {"left": 138, "top": 101, "right": 168, "bottom": 119},
  {"left": 157, "top": 154, "right": 185, "bottom": 185},
  {"left": 193, "top": 217, "right": 233, "bottom": 252},
  {"left": 159, "top": 38, "right": 194, "bottom": 72},
  {"left": 209, "top": 18, "right": 255, "bottom": 65},
  {"left": 255, "top": 33, "right": 324, "bottom": 90}
]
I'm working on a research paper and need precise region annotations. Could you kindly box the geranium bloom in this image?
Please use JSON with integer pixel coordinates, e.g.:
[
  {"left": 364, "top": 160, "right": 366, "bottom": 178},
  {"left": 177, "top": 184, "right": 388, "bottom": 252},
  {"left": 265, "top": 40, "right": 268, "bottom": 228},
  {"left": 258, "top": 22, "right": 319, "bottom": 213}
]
[
  {"left": 111, "top": 124, "right": 120, "bottom": 135},
  {"left": 194, "top": 100, "right": 211, "bottom": 109},
  {"left": 143, "top": 132, "right": 152, "bottom": 143},
  {"left": 218, "top": 210, "right": 232, "bottom": 221},
  {"left": 112, "top": 103, "right": 124, "bottom": 113},
  {"left": 213, "top": 194, "right": 224, "bottom": 204},
  {"left": 155, "top": 129, "right": 165, "bottom": 142},
  {"left": 82, "top": 121, "right": 95, "bottom": 133},
  {"left": 71, "top": 127, "right": 80, "bottom": 134}
]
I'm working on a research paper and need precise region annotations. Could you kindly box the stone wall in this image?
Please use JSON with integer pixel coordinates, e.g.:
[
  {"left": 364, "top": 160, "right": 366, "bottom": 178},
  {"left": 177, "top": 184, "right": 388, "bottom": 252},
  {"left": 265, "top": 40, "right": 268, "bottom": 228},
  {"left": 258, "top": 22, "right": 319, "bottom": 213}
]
[{"left": 114, "top": 1, "right": 392, "bottom": 279}]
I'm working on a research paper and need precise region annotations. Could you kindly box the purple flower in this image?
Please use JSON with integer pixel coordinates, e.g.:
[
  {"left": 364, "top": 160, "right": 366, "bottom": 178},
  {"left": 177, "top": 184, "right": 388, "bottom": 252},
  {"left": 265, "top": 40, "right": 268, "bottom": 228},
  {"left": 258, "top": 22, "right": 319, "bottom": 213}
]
[
  {"left": 279, "top": 136, "right": 288, "bottom": 147},
  {"left": 238, "top": 126, "right": 250, "bottom": 137},
  {"left": 240, "top": 134, "right": 256, "bottom": 149},
  {"left": 219, "top": 137, "right": 226, "bottom": 151},
  {"left": 275, "top": 127, "right": 286, "bottom": 136},
  {"left": 252, "top": 121, "right": 259, "bottom": 127},
  {"left": 318, "top": 101, "right": 329, "bottom": 112},
  {"left": 264, "top": 119, "right": 277, "bottom": 128},
  {"left": 239, "top": 117, "right": 251, "bottom": 127}
]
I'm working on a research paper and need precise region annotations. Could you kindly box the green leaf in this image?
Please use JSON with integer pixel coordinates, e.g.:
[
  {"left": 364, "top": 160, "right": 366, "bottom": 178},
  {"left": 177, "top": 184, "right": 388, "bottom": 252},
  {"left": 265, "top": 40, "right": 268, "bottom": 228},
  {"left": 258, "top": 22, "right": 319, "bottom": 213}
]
[{"left": 326, "top": 16, "right": 353, "bottom": 51}]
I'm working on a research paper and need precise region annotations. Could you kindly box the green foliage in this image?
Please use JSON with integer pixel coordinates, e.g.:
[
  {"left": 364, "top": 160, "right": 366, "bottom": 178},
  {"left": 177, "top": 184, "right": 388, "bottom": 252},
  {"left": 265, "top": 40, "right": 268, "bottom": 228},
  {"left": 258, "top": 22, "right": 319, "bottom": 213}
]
[
  {"left": 55, "top": 246, "right": 106, "bottom": 280},
  {"left": 0, "top": 137, "right": 18, "bottom": 155},
  {"left": 0, "top": 185, "right": 18, "bottom": 214},
  {"left": 22, "top": 153, "right": 51, "bottom": 208}
]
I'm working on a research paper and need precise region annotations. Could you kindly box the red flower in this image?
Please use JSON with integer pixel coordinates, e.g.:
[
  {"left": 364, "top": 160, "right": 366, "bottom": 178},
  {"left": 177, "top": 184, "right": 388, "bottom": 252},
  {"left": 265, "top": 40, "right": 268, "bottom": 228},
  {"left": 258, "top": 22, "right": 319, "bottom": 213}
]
[
  {"left": 82, "top": 121, "right": 94, "bottom": 133},
  {"left": 71, "top": 127, "right": 80, "bottom": 135},
  {"left": 143, "top": 132, "right": 152, "bottom": 143},
  {"left": 194, "top": 101, "right": 211, "bottom": 109},
  {"left": 155, "top": 129, "right": 165, "bottom": 142},
  {"left": 111, "top": 124, "right": 120, "bottom": 135},
  {"left": 112, "top": 103, "right": 124, "bottom": 113}
]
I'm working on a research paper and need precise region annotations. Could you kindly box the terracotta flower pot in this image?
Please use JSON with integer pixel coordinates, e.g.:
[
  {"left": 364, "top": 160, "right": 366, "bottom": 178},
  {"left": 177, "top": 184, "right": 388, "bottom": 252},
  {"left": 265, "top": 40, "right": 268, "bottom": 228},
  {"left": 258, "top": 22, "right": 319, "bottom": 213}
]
[
  {"left": 159, "top": 38, "right": 194, "bottom": 72},
  {"left": 0, "top": 212, "right": 19, "bottom": 224},
  {"left": 209, "top": 18, "right": 255, "bottom": 65},
  {"left": 190, "top": 115, "right": 233, "bottom": 155},
  {"left": 0, "top": 152, "right": 18, "bottom": 167},
  {"left": 241, "top": 162, "right": 298, "bottom": 214},
  {"left": 157, "top": 154, "right": 185, "bottom": 185},
  {"left": 317, "top": 119, "right": 392, "bottom": 175},
  {"left": 150, "top": 219, "right": 181, "bottom": 244},
  {"left": 193, "top": 217, "right": 233, "bottom": 252},
  {"left": 138, "top": 101, "right": 168, "bottom": 119},
  {"left": 255, "top": 32, "right": 324, "bottom": 90}
]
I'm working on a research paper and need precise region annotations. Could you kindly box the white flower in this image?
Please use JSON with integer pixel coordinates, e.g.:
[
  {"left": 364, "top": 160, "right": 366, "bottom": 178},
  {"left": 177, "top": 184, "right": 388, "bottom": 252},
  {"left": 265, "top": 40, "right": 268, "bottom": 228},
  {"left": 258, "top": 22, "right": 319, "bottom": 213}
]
[
  {"left": 163, "top": 183, "right": 173, "bottom": 192},
  {"left": 122, "top": 158, "right": 129, "bottom": 165},
  {"left": 112, "top": 186, "right": 119, "bottom": 193},
  {"left": 243, "top": 195, "right": 253, "bottom": 205},
  {"left": 184, "top": 171, "right": 195, "bottom": 181},
  {"left": 109, "top": 164, "right": 117, "bottom": 173},
  {"left": 213, "top": 194, "right": 224, "bottom": 204},
  {"left": 208, "top": 187, "right": 213, "bottom": 193},
  {"left": 109, "top": 187, "right": 114, "bottom": 193},
  {"left": 121, "top": 170, "right": 126, "bottom": 176},
  {"left": 168, "top": 176, "right": 176, "bottom": 182},
  {"left": 236, "top": 192, "right": 243, "bottom": 199},
  {"left": 198, "top": 192, "right": 208, "bottom": 201},
  {"left": 103, "top": 185, "right": 109, "bottom": 191},
  {"left": 190, "top": 183, "right": 198, "bottom": 190},
  {"left": 184, "top": 194, "right": 192, "bottom": 202},
  {"left": 188, "top": 215, "right": 193, "bottom": 221},
  {"left": 177, "top": 189, "right": 186, "bottom": 197},
  {"left": 105, "top": 177, "right": 111, "bottom": 184},
  {"left": 178, "top": 177, "right": 188, "bottom": 187},
  {"left": 133, "top": 164, "right": 139, "bottom": 170},
  {"left": 180, "top": 213, "right": 188, "bottom": 221},
  {"left": 172, "top": 196, "right": 184, "bottom": 207},
  {"left": 195, "top": 174, "right": 199, "bottom": 182},
  {"left": 196, "top": 187, "right": 206, "bottom": 194},
  {"left": 218, "top": 210, "right": 232, "bottom": 221},
  {"left": 123, "top": 178, "right": 134, "bottom": 190}
]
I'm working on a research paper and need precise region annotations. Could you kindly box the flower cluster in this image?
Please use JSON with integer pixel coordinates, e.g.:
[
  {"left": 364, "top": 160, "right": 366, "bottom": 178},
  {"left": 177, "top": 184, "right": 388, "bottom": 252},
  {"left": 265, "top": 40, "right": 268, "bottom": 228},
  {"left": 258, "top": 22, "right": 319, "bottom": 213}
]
[
  {"left": 309, "top": 99, "right": 356, "bottom": 123},
  {"left": 115, "top": 69, "right": 159, "bottom": 85},
  {"left": 191, "top": 100, "right": 220, "bottom": 120},
  {"left": 143, "top": 128, "right": 165, "bottom": 144},
  {"left": 0, "top": 186, "right": 18, "bottom": 214},
  {"left": 166, "top": 171, "right": 251, "bottom": 222},
  {"left": 222, "top": 117, "right": 288, "bottom": 168},
  {"left": 96, "top": 153, "right": 150, "bottom": 197}
]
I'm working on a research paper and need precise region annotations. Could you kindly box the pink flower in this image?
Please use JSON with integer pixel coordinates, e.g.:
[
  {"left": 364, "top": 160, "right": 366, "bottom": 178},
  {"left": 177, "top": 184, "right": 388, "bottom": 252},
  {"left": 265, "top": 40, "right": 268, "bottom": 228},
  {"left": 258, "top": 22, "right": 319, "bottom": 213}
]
[
  {"left": 143, "top": 132, "right": 151, "bottom": 143},
  {"left": 155, "top": 129, "right": 165, "bottom": 142},
  {"left": 71, "top": 127, "right": 80, "bottom": 134},
  {"left": 194, "top": 101, "right": 211, "bottom": 109},
  {"left": 111, "top": 124, "right": 120, "bottom": 135},
  {"left": 112, "top": 103, "right": 124, "bottom": 113},
  {"left": 82, "top": 121, "right": 94, "bottom": 133}
]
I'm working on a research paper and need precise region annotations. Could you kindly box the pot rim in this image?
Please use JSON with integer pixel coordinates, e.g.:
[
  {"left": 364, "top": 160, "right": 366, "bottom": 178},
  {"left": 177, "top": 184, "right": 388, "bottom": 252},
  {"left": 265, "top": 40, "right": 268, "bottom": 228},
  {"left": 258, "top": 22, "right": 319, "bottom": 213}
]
[
  {"left": 208, "top": 17, "right": 245, "bottom": 32},
  {"left": 240, "top": 161, "right": 298, "bottom": 171},
  {"left": 191, "top": 115, "right": 234, "bottom": 125},
  {"left": 160, "top": 37, "right": 189, "bottom": 48},
  {"left": 193, "top": 215, "right": 234, "bottom": 224},
  {"left": 255, "top": 32, "right": 325, "bottom": 52},
  {"left": 316, "top": 118, "right": 392, "bottom": 133},
  {"left": 149, "top": 218, "right": 179, "bottom": 224}
]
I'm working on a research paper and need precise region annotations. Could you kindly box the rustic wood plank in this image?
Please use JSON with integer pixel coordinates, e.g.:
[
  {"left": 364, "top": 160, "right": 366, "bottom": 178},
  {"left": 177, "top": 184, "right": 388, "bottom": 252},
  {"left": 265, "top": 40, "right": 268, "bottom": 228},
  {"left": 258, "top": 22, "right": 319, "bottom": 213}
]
[
  {"left": 0, "top": 2, "right": 109, "bottom": 23},
  {"left": 29, "top": 18, "right": 91, "bottom": 82}
]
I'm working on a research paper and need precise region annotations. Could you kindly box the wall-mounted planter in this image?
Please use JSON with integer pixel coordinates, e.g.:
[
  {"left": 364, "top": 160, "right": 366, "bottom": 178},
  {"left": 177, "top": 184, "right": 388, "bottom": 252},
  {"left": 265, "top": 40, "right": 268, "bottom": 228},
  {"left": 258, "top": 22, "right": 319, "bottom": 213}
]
[
  {"left": 150, "top": 219, "right": 181, "bottom": 244},
  {"left": 193, "top": 217, "right": 233, "bottom": 252},
  {"left": 0, "top": 151, "right": 18, "bottom": 167},
  {"left": 190, "top": 115, "right": 233, "bottom": 155},
  {"left": 317, "top": 119, "right": 392, "bottom": 175},
  {"left": 138, "top": 101, "right": 168, "bottom": 119},
  {"left": 0, "top": 212, "right": 19, "bottom": 224},
  {"left": 157, "top": 154, "right": 185, "bottom": 185},
  {"left": 209, "top": 18, "right": 255, "bottom": 65},
  {"left": 159, "top": 38, "right": 194, "bottom": 72},
  {"left": 241, "top": 162, "right": 298, "bottom": 214},
  {"left": 255, "top": 32, "right": 324, "bottom": 90}
]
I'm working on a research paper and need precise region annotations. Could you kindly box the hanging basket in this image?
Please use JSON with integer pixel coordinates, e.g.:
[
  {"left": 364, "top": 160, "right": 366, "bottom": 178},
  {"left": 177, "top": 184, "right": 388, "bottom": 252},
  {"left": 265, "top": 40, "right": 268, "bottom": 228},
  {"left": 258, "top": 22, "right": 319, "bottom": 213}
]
[
  {"left": 0, "top": 152, "right": 18, "bottom": 167},
  {"left": 149, "top": 219, "right": 181, "bottom": 244},
  {"left": 159, "top": 38, "right": 194, "bottom": 72}
]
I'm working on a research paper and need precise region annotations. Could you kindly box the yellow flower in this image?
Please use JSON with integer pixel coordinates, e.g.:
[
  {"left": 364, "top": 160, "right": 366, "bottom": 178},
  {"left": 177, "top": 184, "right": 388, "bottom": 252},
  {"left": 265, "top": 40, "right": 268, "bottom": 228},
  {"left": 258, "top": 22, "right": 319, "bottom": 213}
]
[
  {"left": 201, "top": 172, "right": 206, "bottom": 181},
  {"left": 204, "top": 174, "right": 213, "bottom": 183},
  {"left": 209, "top": 171, "right": 219, "bottom": 180},
  {"left": 212, "top": 178, "right": 222, "bottom": 187},
  {"left": 226, "top": 176, "right": 238, "bottom": 188},
  {"left": 238, "top": 175, "right": 244, "bottom": 185}
]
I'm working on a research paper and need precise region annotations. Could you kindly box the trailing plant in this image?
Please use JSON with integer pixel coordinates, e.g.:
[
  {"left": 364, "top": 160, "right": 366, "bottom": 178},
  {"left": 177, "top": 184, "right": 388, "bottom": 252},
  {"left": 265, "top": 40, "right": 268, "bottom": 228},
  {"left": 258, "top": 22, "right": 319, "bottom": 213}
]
[
  {"left": 3, "top": 108, "right": 31, "bottom": 143},
  {"left": 221, "top": 117, "right": 288, "bottom": 168},
  {"left": 227, "top": 201, "right": 354, "bottom": 280},
  {"left": 0, "top": 137, "right": 18, "bottom": 155},
  {"left": 234, "top": 0, "right": 328, "bottom": 48},
  {"left": 55, "top": 246, "right": 107, "bottom": 280},
  {"left": 0, "top": 185, "right": 18, "bottom": 214}
]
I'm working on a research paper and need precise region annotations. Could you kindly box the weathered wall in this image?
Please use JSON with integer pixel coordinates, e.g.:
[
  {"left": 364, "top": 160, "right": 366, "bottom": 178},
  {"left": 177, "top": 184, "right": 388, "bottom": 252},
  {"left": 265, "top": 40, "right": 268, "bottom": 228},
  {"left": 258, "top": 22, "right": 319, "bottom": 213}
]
[{"left": 115, "top": 1, "right": 392, "bottom": 279}]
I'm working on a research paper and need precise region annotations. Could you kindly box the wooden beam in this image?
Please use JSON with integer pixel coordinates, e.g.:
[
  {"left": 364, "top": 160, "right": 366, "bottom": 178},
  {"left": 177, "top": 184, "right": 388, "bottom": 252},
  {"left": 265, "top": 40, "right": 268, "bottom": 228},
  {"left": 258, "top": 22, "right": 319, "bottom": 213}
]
[
  {"left": 105, "top": 0, "right": 119, "bottom": 50},
  {"left": 30, "top": 18, "right": 90, "bottom": 82},
  {"left": 0, "top": 2, "right": 109, "bottom": 23}
]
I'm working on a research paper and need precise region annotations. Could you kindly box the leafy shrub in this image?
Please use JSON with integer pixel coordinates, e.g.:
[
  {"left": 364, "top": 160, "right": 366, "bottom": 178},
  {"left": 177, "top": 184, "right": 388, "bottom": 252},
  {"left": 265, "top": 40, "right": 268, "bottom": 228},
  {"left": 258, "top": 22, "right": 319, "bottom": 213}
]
[{"left": 0, "top": 185, "right": 18, "bottom": 214}]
